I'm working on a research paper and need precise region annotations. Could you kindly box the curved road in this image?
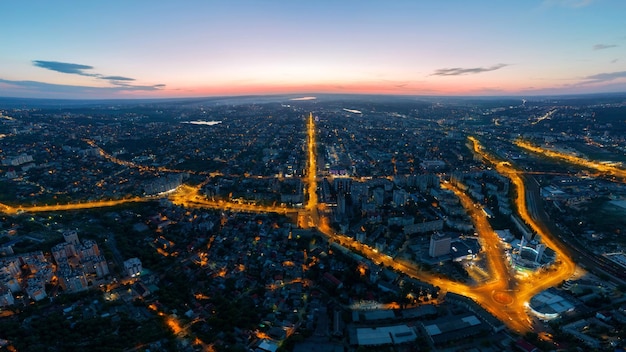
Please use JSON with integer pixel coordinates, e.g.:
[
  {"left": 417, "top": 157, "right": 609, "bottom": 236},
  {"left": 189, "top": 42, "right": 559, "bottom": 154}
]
[{"left": 0, "top": 115, "right": 589, "bottom": 334}]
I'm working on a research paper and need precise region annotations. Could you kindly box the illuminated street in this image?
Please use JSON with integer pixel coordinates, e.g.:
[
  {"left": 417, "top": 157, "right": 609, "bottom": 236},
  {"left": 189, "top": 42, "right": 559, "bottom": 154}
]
[
  {"left": 469, "top": 137, "right": 576, "bottom": 281},
  {"left": 0, "top": 197, "right": 148, "bottom": 215},
  {"left": 306, "top": 112, "right": 318, "bottom": 211},
  {"left": 84, "top": 139, "right": 224, "bottom": 177},
  {"left": 467, "top": 137, "right": 578, "bottom": 327},
  {"left": 0, "top": 114, "right": 583, "bottom": 334},
  {"left": 298, "top": 121, "right": 571, "bottom": 332},
  {"left": 168, "top": 184, "right": 298, "bottom": 215},
  {"left": 441, "top": 182, "right": 510, "bottom": 285},
  {"left": 515, "top": 139, "right": 626, "bottom": 181},
  {"left": 300, "top": 135, "right": 582, "bottom": 333}
]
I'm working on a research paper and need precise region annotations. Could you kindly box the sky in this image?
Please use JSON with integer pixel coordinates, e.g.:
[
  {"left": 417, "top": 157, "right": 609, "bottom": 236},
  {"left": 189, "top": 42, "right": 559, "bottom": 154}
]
[{"left": 0, "top": 0, "right": 625, "bottom": 99}]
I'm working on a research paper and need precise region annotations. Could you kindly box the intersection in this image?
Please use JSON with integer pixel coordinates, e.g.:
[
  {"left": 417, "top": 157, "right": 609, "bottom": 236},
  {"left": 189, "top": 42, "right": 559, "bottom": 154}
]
[{"left": 0, "top": 114, "right": 582, "bottom": 333}]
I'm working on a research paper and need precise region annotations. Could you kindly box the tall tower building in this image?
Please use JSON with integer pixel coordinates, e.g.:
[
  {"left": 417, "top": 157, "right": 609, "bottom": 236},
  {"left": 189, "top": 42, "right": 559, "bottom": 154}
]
[
  {"left": 429, "top": 233, "right": 451, "bottom": 258},
  {"left": 334, "top": 178, "right": 351, "bottom": 193},
  {"left": 63, "top": 230, "right": 80, "bottom": 246},
  {"left": 535, "top": 244, "right": 546, "bottom": 263},
  {"left": 337, "top": 192, "right": 346, "bottom": 215},
  {"left": 124, "top": 258, "right": 143, "bottom": 278}
]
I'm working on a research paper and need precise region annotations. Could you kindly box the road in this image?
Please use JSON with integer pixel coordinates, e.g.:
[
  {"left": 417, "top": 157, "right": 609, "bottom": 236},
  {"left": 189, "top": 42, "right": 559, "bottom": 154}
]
[
  {"left": 513, "top": 140, "right": 626, "bottom": 282},
  {"left": 515, "top": 139, "right": 626, "bottom": 182},
  {"left": 297, "top": 127, "right": 570, "bottom": 332},
  {"left": 524, "top": 175, "right": 626, "bottom": 283},
  {"left": 84, "top": 138, "right": 224, "bottom": 177},
  {"left": 168, "top": 184, "right": 298, "bottom": 215},
  {"left": 0, "top": 114, "right": 586, "bottom": 334},
  {"left": 0, "top": 197, "right": 148, "bottom": 215}
]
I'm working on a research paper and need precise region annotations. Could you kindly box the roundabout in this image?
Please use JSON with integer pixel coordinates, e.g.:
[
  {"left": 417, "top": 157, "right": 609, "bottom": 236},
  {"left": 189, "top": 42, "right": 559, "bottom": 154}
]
[{"left": 492, "top": 291, "right": 514, "bottom": 306}]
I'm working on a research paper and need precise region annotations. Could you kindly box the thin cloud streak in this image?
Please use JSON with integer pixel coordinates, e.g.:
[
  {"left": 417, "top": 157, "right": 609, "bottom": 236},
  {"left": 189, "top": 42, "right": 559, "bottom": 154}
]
[
  {"left": 431, "top": 63, "right": 508, "bottom": 76},
  {"left": 519, "top": 71, "right": 626, "bottom": 95},
  {"left": 583, "top": 71, "right": 626, "bottom": 82},
  {"left": 32, "top": 60, "right": 97, "bottom": 76},
  {"left": 32, "top": 60, "right": 161, "bottom": 89},
  {"left": 0, "top": 78, "right": 166, "bottom": 100},
  {"left": 100, "top": 75, "right": 136, "bottom": 81},
  {"left": 593, "top": 44, "right": 617, "bottom": 50}
]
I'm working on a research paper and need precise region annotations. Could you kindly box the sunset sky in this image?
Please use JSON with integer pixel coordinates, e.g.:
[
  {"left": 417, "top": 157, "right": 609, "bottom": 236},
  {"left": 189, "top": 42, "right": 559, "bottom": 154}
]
[{"left": 1, "top": 0, "right": 625, "bottom": 99}]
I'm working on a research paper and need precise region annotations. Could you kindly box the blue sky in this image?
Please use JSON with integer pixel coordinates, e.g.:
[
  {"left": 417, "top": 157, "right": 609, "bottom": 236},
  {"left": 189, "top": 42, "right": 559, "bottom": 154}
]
[{"left": 0, "top": 0, "right": 625, "bottom": 99}]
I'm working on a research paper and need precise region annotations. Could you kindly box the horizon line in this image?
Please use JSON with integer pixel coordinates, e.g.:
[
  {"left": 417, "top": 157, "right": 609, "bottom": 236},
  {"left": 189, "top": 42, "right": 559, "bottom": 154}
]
[{"left": 2, "top": 91, "right": 626, "bottom": 103}]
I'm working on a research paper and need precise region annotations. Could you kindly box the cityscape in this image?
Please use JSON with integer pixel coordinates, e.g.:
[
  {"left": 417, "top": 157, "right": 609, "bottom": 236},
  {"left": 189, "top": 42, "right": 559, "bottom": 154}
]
[
  {"left": 1, "top": 94, "right": 626, "bottom": 351},
  {"left": 2, "top": 1, "right": 626, "bottom": 351}
]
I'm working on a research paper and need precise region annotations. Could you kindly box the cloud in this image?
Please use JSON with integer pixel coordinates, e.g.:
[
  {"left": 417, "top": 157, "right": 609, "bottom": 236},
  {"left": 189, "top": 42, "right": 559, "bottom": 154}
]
[
  {"left": 100, "top": 75, "right": 135, "bottom": 81},
  {"left": 583, "top": 71, "right": 626, "bottom": 82},
  {"left": 32, "top": 59, "right": 164, "bottom": 91},
  {"left": 531, "top": 71, "right": 626, "bottom": 94},
  {"left": 431, "top": 63, "right": 508, "bottom": 76},
  {"left": 108, "top": 81, "right": 165, "bottom": 90},
  {"left": 0, "top": 78, "right": 165, "bottom": 99},
  {"left": 33, "top": 60, "right": 97, "bottom": 76},
  {"left": 593, "top": 44, "right": 617, "bottom": 50}
]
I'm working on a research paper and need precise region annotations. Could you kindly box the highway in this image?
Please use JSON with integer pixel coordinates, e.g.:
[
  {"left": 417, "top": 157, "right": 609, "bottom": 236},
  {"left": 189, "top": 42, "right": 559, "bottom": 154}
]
[
  {"left": 514, "top": 140, "right": 626, "bottom": 282},
  {"left": 470, "top": 137, "right": 577, "bottom": 272},
  {"left": 296, "top": 124, "right": 575, "bottom": 332},
  {"left": 515, "top": 139, "right": 626, "bottom": 182},
  {"left": 169, "top": 184, "right": 298, "bottom": 215},
  {"left": 0, "top": 197, "right": 148, "bottom": 215},
  {"left": 525, "top": 177, "right": 626, "bottom": 283}
]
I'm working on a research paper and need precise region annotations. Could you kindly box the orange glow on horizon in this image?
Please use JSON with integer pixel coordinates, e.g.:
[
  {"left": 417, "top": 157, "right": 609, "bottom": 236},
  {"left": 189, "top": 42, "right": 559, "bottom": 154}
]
[{"left": 139, "top": 78, "right": 543, "bottom": 99}]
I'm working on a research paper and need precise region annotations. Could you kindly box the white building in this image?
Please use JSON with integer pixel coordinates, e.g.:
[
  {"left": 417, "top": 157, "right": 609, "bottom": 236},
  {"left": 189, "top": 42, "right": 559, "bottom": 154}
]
[
  {"left": 63, "top": 230, "right": 80, "bottom": 246},
  {"left": 429, "top": 233, "right": 451, "bottom": 258},
  {"left": 124, "top": 258, "right": 143, "bottom": 278}
]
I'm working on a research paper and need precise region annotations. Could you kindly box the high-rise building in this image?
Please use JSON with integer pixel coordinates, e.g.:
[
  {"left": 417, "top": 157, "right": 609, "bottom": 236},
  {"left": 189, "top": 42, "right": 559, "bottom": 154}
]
[
  {"left": 78, "top": 240, "right": 100, "bottom": 260},
  {"left": 63, "top": 230, "right": 80, "bottom": 246},
  {"left": 337, "top": 192, "right": 346, "bottom": 215},
  {"left": 392, "top": 189, "right": 408, "bottom": 206},
  {"left": 535, "top": 244, "right": 546, "bottom": 263},
  {"left": 124, "top": 258, "right": 143, "bottom": 278},
  {"left": 59, "top": 271, "right": 88, "bottom": 293},
  {"left": 356, "top": 230, "right": 366, "bottom": 243},
  {"left": 429, "top": 233, "right": 451, "bottom": 258},
  {"left": 0, "top": 285, "right": 14, "bottom": 307},
  {"left": 334, "top": 178, "right": 351, "bottom": 193},
  {"left": 52, "top": 242, "right": 76, "bottom": 263}
]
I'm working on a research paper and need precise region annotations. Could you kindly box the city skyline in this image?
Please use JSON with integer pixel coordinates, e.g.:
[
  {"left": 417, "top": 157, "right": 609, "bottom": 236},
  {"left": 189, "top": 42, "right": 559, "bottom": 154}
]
[
  {"left": 1, "top": 0, "right": 626, "bottom": 99},
  {"left": 2, "top": 89, "right": 626, "bottom": 349}
]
